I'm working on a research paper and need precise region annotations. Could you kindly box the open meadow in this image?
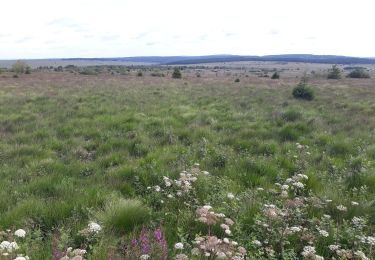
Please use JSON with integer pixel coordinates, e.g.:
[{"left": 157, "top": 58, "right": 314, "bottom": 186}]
[{"left": 0, "top": 64, "right": 374, "bottom": 259}]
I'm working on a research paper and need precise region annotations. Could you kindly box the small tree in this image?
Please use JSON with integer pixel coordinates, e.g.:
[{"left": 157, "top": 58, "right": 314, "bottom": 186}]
[
  {"left": 292, "top": 77, "right": 314, "bottom": 101},
  {"left": 327, "top": 65, "right": 341, "bottom": 79},
  {"left": 12, "top": 60, "right": 29, "bottom": 74},
  {"left": 271, "top": 72, "right": 280, "bottom": 79},
  {"left": 172, "top": 68, "right": 182, "bottom": 79}
]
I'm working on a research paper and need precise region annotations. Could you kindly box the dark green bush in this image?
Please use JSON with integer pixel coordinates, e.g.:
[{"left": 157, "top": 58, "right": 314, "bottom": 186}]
[
  {"left": 327, "top": 65, "right": 341, "bottom": 79},
  {"left": 234, "top": 78, "right": 240, "bottom": 82},
  {"left": 347, "top": 68, "right": 370, "bottom": 78},
  {"left": 292, "top": 83, "right": 314, "bottom": 101},
  {"left": 172, "top": 68, "right": 182, "bottom": 79},
  {"left": 271, "top": 72, "right": 280, "bottom": 79}
]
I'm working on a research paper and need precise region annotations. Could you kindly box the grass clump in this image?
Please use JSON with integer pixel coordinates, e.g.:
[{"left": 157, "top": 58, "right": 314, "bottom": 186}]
[{"left": 96, "top": 195, "right": 151, "bottom": 234}]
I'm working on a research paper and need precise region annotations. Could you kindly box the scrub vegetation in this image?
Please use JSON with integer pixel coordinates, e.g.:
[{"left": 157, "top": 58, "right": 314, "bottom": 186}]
[{"left": 0, "top": 63, "right": 374, "bottom": 259}]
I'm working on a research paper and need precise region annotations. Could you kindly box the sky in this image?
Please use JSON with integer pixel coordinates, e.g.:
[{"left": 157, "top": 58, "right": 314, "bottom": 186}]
[{"left": 0, "top": 0, "right": 374, "bottom": 59}]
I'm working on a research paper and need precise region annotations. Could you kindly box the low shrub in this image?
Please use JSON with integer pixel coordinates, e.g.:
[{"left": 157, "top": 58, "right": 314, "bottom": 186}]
[
  {"left": 292, "top": 82, "right": 314, "bottom": 101},
  {"left": 347, "top": 68, "right": 370, "bottom": 78},
  {"left": 172, "top": 68, "right": 182, "bottom": 79},
  {"left": 271, "top": 72, "right": 280, "bottom": 79}
]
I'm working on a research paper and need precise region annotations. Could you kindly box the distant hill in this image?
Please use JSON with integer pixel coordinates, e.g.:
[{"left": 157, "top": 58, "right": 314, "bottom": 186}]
[
  {"left": 2, "top": 54, "right": 375, "bottom": 68},
  {"left": 63, "top": 54, "right": 375, "bottom": 65}
]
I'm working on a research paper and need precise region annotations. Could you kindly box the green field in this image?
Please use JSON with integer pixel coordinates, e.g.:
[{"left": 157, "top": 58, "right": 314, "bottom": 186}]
[{"left": 0, "top": 67, "right": 374, "bottom": 259}]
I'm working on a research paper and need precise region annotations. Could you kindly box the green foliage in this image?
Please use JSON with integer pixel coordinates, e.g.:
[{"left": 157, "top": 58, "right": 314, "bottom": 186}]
[
  {"left": 292, "top": 81, "right": 315, "bottom": 101},
  {"left": 12, "top": 60, "right": 29, "bottom": 74},
  {"left": 137, "top": 71, "right": 143, "bottom": 77},
  {"left": 172, "top": 68, "right": 182, "bottom": 79},
  {"left": 271, "top": 72, "right": 280, "bottom": 79},
  {"left": 96, "top": 196, "right": 151, "bottom": 234},
  {"left": 347, "top": 68, "right": 370, "bottom": 78},
  {"left": 234, "top": 78, "right": 240, "bottom": 82},
  {"left": 327, "top": 65, "right": 341, "bottom": 79}
]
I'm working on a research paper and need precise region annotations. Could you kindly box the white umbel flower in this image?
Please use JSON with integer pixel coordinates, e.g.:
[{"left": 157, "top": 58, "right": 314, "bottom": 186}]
[
  {"left": 174, "top": 242, "right": 184, "bottom": 250},
  {"left": 88, "top": 222, "right": 102, "bottom": 233},
  {"left": 14, "top": 229, "right": 26, "bottom": 238}
]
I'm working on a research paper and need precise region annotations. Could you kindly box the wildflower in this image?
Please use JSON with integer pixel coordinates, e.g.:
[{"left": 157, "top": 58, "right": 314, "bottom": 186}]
[
  {"left": 238, "top": 247, "right": 246, "bottom": 255},
  {"left": 225, "top": 218, "right": 234, "bottom": 226},
  {"left": 174, "top": 242, "right": 184, "bottom": 250},
  {"left": 191, "top": 248, "right": 200, "bottom": 255},
  {"left": 318, "top": 229, "right": 329, "bottom": 237},
  {"left": 223, "top": 238, "right": 230, "bottom": 244},
  {"left": 293, "top": 182, "right": 304, "bottom": 189},
  {"left": 352, "top": 217, "right": 366, "bottom": 229},
  {"left": 227, "top": 193, "right": 235, "bottom": 199},
  {"left": 290, "top": 226, "right": 302, "bottom": 233},
  {"left": 217, "top": 252, "right": 226, "bottom": 258},
  {"left": 336, "top": 249, "right": 353, "bottom": 258},
  {"left": 140, "top": 255, "right": 150, "bottom": 260},
  {"left": 14, "top": 229, "right": 26, "bottom": 238},
  {"left": 224, "top": 229, "right": 232, "bottom": 236},
  {"left": 167, "top": 194, "right": 173, "bottom": 198},
  {"left": 154, "top": 185, "right": 161, "bottom": 192},
  {"left": 336, "top": 205, "right": 347, "bottom": 212},
  {"left": 306, "top": 152, "right": 311, "bottom": 155},
  {"left": 253, "top": 240, "right": 262, "bottom": 246},
  {"left": 220, "top": 224, "right": 230, "bottom": 230},
  {"left": 367, "top": 236, "right": 375, "bottom": 245},
  {"left": 351, "top": 201, "right": 359, "bottom": 206},
  {"left": 14, "top": 257, "right": 29, "bottom": 260},
  {"left": 202, "top": 171, "right": 210, "bottom": 175},
  {"left": 328, "top": 244, "right": 340, "bottom": 251},
  {"left": 322, "top": 214, "right": 331, "bottom": 219},
  {"left": 0, "top": 241, "right": 11, "bottom": 250},
  {"left": 301, "top": 246, "right": 316, "bottom": 257},
  {"left": 354, "top": 250, "right": 369, "bottom": 260},
  {"left": 174, "top": 254, "right": 189, "bottom": 260},
  {"left": 88, "top": 222, "right": 102, "bottom": 233},
  {"left": 281, "top": 190, "right": 288, "bottom": 198},
  {"left": 203, "top": 205, "right": 212, "bottom": 210},
  {"left": 281, "top": 184, "right": 289, "bottom": 190},
  {"left": 325, "top": 199, "right": 332, "bottom": 203}
]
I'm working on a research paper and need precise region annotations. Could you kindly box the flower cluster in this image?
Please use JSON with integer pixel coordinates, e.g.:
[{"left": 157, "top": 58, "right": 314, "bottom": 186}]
[
  {"left": 58, "top": 248, "right": 87, "bottom": 260},
  {"left": 149, "top": 163, "right": 209, "bottom": 200},
  {"left": 123, "top": 226, "right": 168, "bottom": 260},
  {"left": 192, "top": 206, "right": 246, "bottom": 259},
  {"left": 0, "top": 229, "right": 29, "bottom": 259}
]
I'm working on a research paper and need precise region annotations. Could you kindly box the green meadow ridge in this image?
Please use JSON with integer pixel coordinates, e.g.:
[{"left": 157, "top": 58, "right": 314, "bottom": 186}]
[{"left": 0, "top": 66, "right": 374, "bottom": 259}]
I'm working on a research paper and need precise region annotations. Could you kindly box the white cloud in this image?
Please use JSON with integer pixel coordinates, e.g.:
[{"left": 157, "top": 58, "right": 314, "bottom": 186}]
[{"left": 0, "top": 0, "right": 374, "bottom": 59}]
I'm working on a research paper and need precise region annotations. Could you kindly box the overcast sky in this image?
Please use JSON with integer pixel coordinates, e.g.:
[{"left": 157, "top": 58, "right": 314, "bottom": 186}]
[{"left": 0, "top": 0, "right": 374, "bottom": 59}]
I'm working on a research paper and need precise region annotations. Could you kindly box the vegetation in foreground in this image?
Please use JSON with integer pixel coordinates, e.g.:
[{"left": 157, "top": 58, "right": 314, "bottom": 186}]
[{"left": 0, "top": 67, "right": 374, "bottom": 259}]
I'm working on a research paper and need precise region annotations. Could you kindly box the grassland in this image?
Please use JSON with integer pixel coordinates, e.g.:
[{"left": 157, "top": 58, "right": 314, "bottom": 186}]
[{"left": 0, "top": 66, "right": 374, "bottom": 259}]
